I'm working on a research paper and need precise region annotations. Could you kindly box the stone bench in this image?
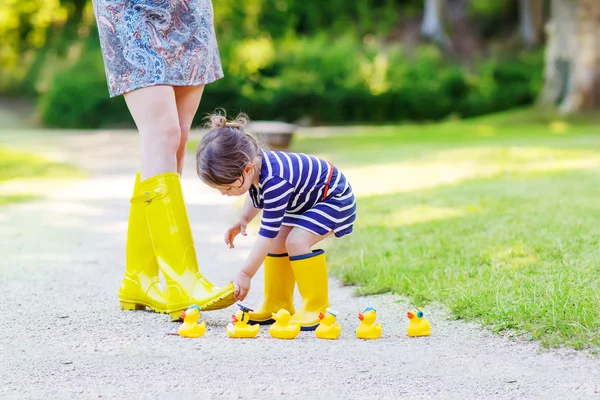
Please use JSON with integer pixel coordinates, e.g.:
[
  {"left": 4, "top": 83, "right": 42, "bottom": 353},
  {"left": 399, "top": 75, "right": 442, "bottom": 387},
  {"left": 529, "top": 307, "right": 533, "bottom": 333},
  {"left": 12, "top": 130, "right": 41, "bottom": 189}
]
[{"left": 246, "top": 121, "right": 298, "bottom": 151}]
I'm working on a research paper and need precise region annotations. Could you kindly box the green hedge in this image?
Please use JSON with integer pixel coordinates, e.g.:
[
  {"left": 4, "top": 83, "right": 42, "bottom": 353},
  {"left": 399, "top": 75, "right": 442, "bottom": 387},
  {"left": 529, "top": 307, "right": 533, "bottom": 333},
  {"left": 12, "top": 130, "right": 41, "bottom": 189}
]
[
  {"left": 40, "top": 36, "right": 544, "bottom": 128},
  {"left": 40, "top": 49, "right": 130, "bottom": 128}
]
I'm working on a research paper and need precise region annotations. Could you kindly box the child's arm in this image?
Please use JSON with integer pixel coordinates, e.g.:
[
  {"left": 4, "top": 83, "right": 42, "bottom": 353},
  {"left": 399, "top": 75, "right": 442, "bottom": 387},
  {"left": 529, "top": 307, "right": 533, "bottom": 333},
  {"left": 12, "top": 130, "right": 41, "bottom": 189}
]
[
  {"left": 224, "top": 195, "right": 261, "bottom": 249},
  {"left": 233, "top": 235, "right": 273, "bottom": 300},
  {"left": 240, "top": 194, "right": 260, "bottom": 223},
  {"left": 232, "top": 176, "right": 295, "bottom": 301}
]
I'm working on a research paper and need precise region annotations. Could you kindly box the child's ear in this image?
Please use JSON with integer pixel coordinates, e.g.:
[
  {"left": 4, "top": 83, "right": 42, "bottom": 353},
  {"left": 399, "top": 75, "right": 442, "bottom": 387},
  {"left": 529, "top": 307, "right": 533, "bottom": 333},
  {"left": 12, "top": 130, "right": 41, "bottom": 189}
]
[{"left": 245, "top": 163, "right": 253, "bottom": 174}]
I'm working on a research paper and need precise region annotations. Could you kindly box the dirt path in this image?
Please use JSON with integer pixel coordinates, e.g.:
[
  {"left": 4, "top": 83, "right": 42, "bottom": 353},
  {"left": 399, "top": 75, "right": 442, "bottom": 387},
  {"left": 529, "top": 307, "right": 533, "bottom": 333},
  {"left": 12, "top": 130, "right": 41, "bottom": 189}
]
[{"left": 0, "top": 130, "right": 598, "bottom": 399}]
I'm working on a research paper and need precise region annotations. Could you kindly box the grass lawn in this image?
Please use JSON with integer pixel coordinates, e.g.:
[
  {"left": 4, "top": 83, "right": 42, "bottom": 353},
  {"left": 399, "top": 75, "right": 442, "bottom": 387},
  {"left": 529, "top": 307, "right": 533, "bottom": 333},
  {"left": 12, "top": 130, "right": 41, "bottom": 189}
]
[
  {"left": 289, "top": 109, "right": 600, "bottom": 350},
  {"left": 0, "top": 146, "right": 82, "bottom": 205}
]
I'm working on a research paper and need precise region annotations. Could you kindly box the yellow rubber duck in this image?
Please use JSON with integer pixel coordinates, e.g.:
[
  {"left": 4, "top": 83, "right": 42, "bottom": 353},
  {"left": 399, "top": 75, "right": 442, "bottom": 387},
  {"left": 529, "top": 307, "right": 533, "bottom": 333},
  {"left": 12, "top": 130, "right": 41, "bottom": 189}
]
[
  {"left": 407, "top": 307, "right": 431, "bottom": 337},
  {"left": 268, "top": 309, "right": 300, "bottom": 340},
  {"left": 356, "top": 307, "right": 382, "bottom": 340},
  {"left": 178, "top": 305, "right": 206, "bottom": 338},
  {"left": 227, "top": 304, "right": 260, "bottom": 338},
  {"left": 315, "top": 308, "right": 341, "bottom": 340}
]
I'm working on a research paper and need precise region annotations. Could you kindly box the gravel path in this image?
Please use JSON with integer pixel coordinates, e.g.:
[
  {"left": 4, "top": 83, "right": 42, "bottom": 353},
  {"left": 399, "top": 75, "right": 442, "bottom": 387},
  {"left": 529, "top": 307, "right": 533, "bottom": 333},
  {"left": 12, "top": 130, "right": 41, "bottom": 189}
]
[{"left": 1, "top": 130, "right": 599, "bottom": 399}]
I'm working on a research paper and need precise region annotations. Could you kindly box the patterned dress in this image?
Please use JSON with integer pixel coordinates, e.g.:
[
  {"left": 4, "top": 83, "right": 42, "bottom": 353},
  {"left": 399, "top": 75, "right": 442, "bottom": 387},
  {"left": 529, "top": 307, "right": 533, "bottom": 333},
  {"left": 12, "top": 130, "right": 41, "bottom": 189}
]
[
  {"left": 249, "top": 150, "right": 357, "bottom": 239},
  {"left": 92, "top": 0, "right": 223, "bottom": 97}
]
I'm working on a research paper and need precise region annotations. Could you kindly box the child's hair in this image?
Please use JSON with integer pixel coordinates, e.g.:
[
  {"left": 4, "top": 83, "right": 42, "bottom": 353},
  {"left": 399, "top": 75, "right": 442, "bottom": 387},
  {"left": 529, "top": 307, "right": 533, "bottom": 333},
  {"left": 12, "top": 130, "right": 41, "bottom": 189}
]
[{"left": 196, "top": 111, "right": 260, "bottom": 187}]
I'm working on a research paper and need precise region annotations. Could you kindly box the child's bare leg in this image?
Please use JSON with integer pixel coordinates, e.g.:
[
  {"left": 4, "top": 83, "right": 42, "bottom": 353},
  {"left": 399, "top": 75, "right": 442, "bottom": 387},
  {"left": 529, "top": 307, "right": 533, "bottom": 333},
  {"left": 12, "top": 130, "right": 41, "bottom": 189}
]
[
  {"left": 285, "top": 228, "right": 332, "bottom": 256},
  {"left": 270, "top": 225, "right": 293, "bottom": 254}
]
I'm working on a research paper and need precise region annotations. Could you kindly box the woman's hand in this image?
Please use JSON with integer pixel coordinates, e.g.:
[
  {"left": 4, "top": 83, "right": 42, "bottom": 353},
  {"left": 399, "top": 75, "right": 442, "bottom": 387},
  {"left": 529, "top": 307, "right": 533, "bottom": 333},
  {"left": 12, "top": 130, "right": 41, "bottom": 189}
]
[
  {"left": 224, "top": 219, "right": 248, "bottom": 249},
  {"left": 233, "top": 270, "right": 252, "bottom": 301}
]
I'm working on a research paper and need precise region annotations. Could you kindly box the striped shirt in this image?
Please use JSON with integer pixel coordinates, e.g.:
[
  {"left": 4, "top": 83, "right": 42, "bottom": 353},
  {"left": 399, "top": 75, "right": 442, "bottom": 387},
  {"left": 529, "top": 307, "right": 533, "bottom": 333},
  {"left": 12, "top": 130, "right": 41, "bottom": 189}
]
[{"left": 249, "top": 150, "right": 356, "bottom": 239}]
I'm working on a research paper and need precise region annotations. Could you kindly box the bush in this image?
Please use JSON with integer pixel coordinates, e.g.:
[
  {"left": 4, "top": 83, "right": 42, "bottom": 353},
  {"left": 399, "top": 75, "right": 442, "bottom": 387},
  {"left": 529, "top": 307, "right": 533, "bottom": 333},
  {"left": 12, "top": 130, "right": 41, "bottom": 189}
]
[
  {"left": 197, "top": 39, "right": 543, "bottom": 125},
  {"left": 458, "top": 50, "right": 544, "bottom": 118},
  {"left": 40, "top": 36, "right": 544, "bottom": 128},
  {"left": 40, "top": 48, "right": 130, "bottom": 128}
]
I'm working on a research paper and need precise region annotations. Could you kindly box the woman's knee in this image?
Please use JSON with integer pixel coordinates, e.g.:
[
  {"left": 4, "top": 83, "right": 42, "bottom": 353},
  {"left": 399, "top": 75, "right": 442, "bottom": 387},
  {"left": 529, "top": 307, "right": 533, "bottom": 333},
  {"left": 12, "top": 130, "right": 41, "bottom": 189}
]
[
  {"left": 125, "top": 86, "right": 181, "bottom": 152},
  {"left": 149, "top": 117, "right": 182, "bottom": 154}
]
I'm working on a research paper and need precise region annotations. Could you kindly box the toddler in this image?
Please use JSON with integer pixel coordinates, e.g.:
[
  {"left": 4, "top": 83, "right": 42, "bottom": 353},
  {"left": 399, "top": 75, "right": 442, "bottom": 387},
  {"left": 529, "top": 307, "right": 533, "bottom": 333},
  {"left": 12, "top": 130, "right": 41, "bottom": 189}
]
[{"left": 196, "top": 113, "right": 356, "bottom": 330}]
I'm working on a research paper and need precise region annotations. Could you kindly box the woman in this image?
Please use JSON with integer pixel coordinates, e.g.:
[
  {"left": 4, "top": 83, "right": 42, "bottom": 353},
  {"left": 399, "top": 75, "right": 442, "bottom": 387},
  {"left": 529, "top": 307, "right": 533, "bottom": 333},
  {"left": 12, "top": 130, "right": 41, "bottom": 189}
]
[{"left": 92, "top": 0, "right": 235, "bottom": 321}]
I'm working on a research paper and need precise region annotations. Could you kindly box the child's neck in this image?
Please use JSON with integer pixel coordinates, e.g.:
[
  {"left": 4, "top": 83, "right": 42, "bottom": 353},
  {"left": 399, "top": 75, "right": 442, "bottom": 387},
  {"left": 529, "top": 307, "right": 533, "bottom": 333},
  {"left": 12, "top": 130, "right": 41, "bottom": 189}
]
[{"left": 252, "top": 155, "right": 262, "bottom": 186}]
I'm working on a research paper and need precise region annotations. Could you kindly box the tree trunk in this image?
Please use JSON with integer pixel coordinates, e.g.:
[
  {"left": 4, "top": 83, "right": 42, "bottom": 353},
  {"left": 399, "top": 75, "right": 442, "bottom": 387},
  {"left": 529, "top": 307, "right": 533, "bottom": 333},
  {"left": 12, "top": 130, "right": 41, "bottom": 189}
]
[
  {"left": 541, "top": 0, "right": 600, "bottom": 113},
  {"left": 445, "top": 0, "right": 480, "bottom": 60},
  {"left": 519, "top": 0, "right": 545, "bottom": 47},
  {"left": 421, "top": 0, "right": 449, "bottom": 46}
]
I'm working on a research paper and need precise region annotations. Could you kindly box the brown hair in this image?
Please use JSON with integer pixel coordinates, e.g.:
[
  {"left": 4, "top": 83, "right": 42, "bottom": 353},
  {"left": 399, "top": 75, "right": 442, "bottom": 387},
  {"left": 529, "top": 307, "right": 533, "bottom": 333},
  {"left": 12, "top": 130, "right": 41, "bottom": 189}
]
[{"left": 196, "top": 111, "right": 260, "bottom": 187}]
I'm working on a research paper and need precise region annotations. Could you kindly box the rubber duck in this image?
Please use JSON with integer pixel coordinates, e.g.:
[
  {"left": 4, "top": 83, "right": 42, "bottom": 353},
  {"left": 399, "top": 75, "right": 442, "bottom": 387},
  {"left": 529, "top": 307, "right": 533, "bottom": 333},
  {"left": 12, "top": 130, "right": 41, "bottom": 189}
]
[
  {"left": 356, "top": 307, "right": 382, "bottom": 340},
  {"left": 227, "top": 304, "right": 260, "bottom": 338},
  {"left": 407, "top": 307, "right": 431, "bottom": 337},
  {"left": 315, "top": 308, "right": 341, "bottom": 340},
  {"left": 178, "top": 305, "right": 206, "bottom": 338},
  {"left": 268, "top": 309, "right": 300, "bottom": 340}
]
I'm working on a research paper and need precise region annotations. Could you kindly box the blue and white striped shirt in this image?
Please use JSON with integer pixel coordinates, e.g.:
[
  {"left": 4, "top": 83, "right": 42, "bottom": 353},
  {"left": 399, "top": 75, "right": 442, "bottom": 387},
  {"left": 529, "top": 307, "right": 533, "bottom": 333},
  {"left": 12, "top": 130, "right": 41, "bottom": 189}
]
[{"left": 249, "top": 150, "right": 355, "bottom": 239}]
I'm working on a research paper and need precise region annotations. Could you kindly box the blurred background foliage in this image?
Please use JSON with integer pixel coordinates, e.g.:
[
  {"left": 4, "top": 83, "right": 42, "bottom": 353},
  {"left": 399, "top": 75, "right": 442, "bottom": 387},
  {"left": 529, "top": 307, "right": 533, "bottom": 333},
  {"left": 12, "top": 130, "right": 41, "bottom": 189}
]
[{"left": 0, "top": 0, "right": 546, "bottom": 128}]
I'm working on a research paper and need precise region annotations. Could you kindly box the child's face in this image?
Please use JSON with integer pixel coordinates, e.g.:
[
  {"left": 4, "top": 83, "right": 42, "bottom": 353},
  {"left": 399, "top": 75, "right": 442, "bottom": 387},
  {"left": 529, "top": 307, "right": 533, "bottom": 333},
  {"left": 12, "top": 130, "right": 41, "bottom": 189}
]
[
  {"left": 208, "top": 163, "right": 256, "bottom": 197},
  {"left": 212, "top": 179, "right": 248, "bottom": 197}
]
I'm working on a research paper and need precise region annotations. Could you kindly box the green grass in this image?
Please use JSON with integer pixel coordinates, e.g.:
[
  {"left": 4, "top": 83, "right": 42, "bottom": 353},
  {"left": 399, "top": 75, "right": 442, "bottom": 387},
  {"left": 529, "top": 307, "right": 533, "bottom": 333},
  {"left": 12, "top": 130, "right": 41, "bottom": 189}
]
[
  {"left": 290, "top": 109, "right": 600, "bottom": 350},
  {"left": 0, "top": 146, "right": 82, "bottom": 205}
]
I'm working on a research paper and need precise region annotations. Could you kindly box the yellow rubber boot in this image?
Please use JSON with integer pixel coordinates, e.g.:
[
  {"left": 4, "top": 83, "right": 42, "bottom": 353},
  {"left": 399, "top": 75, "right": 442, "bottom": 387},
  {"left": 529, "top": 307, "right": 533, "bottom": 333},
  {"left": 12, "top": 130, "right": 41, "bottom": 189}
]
[
  {"left": 289, "top": 249, "right": 330, "bottom": 331},
  {"left": 136, "top": 172, "right": 235, "bottom": 321},
  {"left": 118, "top": 172, "right": 166, "bottom": 313},
  {"left": 248, "top": 253, "right": 296, "bottom": 325}
]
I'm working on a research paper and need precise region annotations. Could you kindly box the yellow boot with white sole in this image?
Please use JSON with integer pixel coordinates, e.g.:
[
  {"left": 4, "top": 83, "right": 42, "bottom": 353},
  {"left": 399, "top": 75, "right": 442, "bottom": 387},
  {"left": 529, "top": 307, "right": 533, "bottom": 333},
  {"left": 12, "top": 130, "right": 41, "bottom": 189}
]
[
  {"left": 118, "top": 171, "right": 166, "bottom": 313},
  {"left": 134, "top": 172, "right": 235, "bottom": 321},
  {"left": 247, "top": 253, "right": 296, "bottom": 325},
  {"left": 289, "top": 249, "right": 330, "bottom": 331}
]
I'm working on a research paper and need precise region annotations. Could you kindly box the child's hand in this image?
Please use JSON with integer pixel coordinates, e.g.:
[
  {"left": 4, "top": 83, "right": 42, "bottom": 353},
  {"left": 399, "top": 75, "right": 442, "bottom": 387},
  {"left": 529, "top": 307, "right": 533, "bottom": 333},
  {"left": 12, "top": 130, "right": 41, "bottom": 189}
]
[
  {"left": 233, "top": 270, "right": 252, "bottom": 301},
  {"left": 224, "top": 219, "right": 248, "bottom": 249}
]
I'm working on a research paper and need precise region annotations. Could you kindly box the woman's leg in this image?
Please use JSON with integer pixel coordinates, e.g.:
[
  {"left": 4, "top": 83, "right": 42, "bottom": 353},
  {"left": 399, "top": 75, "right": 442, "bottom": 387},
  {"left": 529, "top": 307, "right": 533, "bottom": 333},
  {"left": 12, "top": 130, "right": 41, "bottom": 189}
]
[
  {"left": 119, "top": 85, "right": 180, "bottom": 313},
  {"left": 285, "top": 228, "right": 333, "bottom": 330},
  {"left": 173, "top": 85, "right": 205, "bottom": 175},
  {"left": 124, "top": 85, "right": 181, "bottom": 180},
  {"left": 124, "top": 85, "right": 235, "bottom": 318}
]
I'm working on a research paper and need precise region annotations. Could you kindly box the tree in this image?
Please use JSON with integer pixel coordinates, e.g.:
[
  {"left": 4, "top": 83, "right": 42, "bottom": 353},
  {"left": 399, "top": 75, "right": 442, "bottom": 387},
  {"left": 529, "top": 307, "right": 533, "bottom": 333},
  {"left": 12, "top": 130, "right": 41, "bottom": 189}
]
[
  {"left": 541, "top": 0, "right": 600, "bottom": 113},
  {"left": 519, "top": 0, "right": 545, "bottom": 47},
  {"left": 421, "top": 0, "right": 481, "bottom": 59},
  {"left": 421, "top": 0, "right": 450, "bottom": 47},
  {"left": 445, "top": 0, "right": 481, "bottom": 60}
]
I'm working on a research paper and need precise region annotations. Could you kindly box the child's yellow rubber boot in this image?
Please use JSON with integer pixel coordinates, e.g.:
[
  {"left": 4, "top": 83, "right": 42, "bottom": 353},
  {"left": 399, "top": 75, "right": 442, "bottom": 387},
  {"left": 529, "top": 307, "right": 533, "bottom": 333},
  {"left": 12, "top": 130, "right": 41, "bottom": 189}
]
[
  {"left": 247, "top": 253, "right": 295, "bottom": 325},
  {"left": 136, "top": 172, "right": 236, "bottom": 321},
  {"left": 289, "top": 249, "right": 330, "bottom": 331},
  {"left": 119, "top": 171, "right": 166, "bottom": 313}
]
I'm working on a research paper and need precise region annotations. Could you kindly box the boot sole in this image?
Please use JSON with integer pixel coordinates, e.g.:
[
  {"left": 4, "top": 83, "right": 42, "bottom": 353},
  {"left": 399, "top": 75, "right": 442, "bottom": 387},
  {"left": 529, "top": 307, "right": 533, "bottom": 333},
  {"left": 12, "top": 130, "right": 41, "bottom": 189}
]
[
  {"left": 300, "top": 323, "right": 320, "bottom": 332},
  {"left": 248, "top": 318, "right": 318, "bottom": 329},
  {"left": 119, "top": 300, "right": 165, "bottom": 314},
  {"left": 201, "top": 292, "right": 237, "bottom": 311},
  {"left": 167, "top": 292, "right": 237, "bottom": 321},
  {"left": 248, "top": 318, "right": 275, "bottom": 326}
]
